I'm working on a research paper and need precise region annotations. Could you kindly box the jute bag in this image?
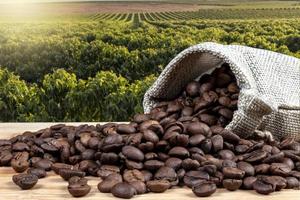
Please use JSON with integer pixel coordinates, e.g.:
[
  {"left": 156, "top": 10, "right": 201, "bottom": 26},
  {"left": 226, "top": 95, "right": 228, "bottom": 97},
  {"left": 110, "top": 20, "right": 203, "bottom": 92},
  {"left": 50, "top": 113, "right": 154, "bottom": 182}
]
[{"left": 143, "top": 42, "right": 300, "bottom": 141}]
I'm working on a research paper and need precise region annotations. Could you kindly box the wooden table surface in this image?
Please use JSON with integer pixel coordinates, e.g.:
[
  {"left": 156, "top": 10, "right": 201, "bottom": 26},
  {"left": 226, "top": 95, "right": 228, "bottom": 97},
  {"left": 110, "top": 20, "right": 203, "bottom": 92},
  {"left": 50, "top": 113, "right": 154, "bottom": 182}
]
[{"left": 1, "top": 123, "right": 300, "bottom": 200}]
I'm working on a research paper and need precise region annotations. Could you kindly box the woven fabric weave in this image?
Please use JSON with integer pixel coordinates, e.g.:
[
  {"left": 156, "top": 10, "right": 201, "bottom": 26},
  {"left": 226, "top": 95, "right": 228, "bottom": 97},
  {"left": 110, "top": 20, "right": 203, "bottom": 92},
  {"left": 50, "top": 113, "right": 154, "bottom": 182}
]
[{"left": 143, "top": 42, "right": 300, "bottom": 141}]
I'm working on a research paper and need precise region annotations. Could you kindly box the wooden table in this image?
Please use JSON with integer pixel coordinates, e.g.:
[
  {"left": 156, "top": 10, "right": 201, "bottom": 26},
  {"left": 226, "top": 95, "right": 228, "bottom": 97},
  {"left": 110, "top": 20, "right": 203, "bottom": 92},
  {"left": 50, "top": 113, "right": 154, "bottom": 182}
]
[{"left": 1, "top": 123, "right": 300, "bottom": 200}]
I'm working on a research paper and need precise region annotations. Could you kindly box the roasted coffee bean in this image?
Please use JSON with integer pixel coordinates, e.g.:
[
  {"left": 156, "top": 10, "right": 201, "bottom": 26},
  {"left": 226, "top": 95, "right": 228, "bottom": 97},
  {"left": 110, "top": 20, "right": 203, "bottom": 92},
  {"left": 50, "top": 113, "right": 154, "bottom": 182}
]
[
  {"left": 183, "top": 170, "right": 210, "bottom": 188},
  {"left": 187, "top": 122, "right": 212, "bottom": 137},
  {"left": 255, "top": 164, "right": 270, "bottom": 174},
  {"left": 98, "top": 173, "right": 122, "bottom": 193},
  {"left": 143, "top": 130, "right": 159, "bottom": 144},
  {"left": 68, "top": 176, "right": 91, "bottom": 197},
  {"left": 129, "top": 181, "right": 147, "bottom": 194},
  {"left": 12, "top": 142, "right": 30, "bottom": 152},
  {"left": 27, "top": 168, "right": 46, "bottom": 179},
  {"left": 125, "top": 159, "right": 143, "bottom": 170},
  {"left": 222, "top": 160, "right": 237, "bottom": 168},
  {"left": 182, "top": 158, "right": 200, "bottom": 170},
  {"left": 243, "top": 176, "right": 257, "bottom": 190},
  {"left": 97, "top": 165, "right": 120, "bottom": 179},
  {"left": 100, "top": 152, "right": 119, "bottom": 165},
  {"left": 59, "top": 169, "right": 85, "bottom": 181},
  {"left": 122, "top": 146, "right": 144, "bottom": 162},
  {"left": 154, "top": 166, "right": 177, "bottom": 182},
  {"left": 211, "top": 135, "right": 223, "bottom": 152},
  {"left": 220, "top": 129, "right": 240, "bottom": 143},
  {"left": 13, "top": 174, "right": 38, "bottom": 190},
  {"left": 0, "top": 150, "right": 13, "bottom": 166},
  {"left": 117, "top": 124, "right": 136, "bottom": 134},
  {"left": 218, "top": 150, "right": 235, "bottom": 160},
  {"left": 201, "top": 139, "right": 212, "bottom": 153},
  {"left": 33, "top": 159, "right": 52, "bottom": 171},
  {"left": 270, "top": 163, "right": 291, "bottom": 176},
  {"left": 168, "top": 146, "right": 189, "bottom": 158},
  {"left": 237, "top": 161, "right": 255, "bottom": 176},
  {"left": 192, "top": 182, "right": 217, "bottom": 197},
  {"left": 223, "top": 167, "right": 245, "bottom": 179},
  {"left": 286, "top": 177, "right": 299, "bottom": 189},
  {"left": 111, "top": 182, "right": 136, "bottom": 198},
  {"left": 253, "top": 179, "right": 274, "bottom": 195},
  {"left": 189, "top": 134, "right": 205, "bottom": 146},
  {"left": 223, "top": 179, "right": 242, "bottom": 191},
  {"left": 51, "top": 163, "right": 73, "bottom": 174},
  {"left": 186, "top": 81, "right": 200, "bottom": 97},
  {"left": 146, "top": 180, "right": 170, "bottom": 193},
  {"left": 144, "top": 160, "right": 165, "bottom": 171},
  {"left": 11, "top": 152, "right": 30, "bottom": 173},
  {"left": 123, "top": 169, "right": 145, "bottom": 183},
  {"left": 165, "top": 157, "right": 182, "bottom": 170}
]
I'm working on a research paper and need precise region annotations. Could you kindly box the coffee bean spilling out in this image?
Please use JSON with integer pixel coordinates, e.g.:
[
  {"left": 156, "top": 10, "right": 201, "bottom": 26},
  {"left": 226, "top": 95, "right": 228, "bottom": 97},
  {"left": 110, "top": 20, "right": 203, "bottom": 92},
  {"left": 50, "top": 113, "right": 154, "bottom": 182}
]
[{"left": 1, "top": 64, "right": 300, "bottom": 198}]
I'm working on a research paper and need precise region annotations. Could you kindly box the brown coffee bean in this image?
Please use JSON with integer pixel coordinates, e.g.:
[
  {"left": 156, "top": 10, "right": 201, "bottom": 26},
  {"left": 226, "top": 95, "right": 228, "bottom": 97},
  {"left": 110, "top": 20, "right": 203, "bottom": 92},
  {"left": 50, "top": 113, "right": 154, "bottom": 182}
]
[
  {"left": 143, "top": 130, "right": 159, "bottom": 144},
  {"left": 227, "top": 82, "right": 239, "bottom": 93},
  {"left": 243, "top": 176, "right": 257, "bottom": 190},
  {"left": 123, "top": 169, "right": 145, "bottom": 183},
  {"left": 125, "top": 159, "right": 143, "bottom": 170},
  {"left": 144, "top": 160, "right": 165, "bottom": 171},
  {"left": 187, "top": 122, "right": 212, "bottom": 137},
  {"left": 218, "top": 149, "right": 235, "bottom": 160},
  {"left": 11, "top": 152, "right": 30, "bottom": 173},
  {"left": 211, "top": 135, "right": 223, "bottom": 152},
  {"left": 122, "top": 146, "right": 144, "bottom": 162},
  {"left": 220, "top": 129, "right": 240, "bottom": 143},
  {"left": 101, "top": 134, "right": 123, "bottom": 152},
  {"left": 33, "top": 159, "right": 52, "bottom": 171},
  {"left": 237, "top": 161, "right": 255, "bottom": 176},
  {"left": 111, "top": 182, "right": 136, "bottom": 198},
  {"left": 51, "top": 163, "right": 73, "bottom": 174},
  {"left": 192, "top": 182, "right": 217, "bottom": 197},
  {"left": 270, "top": 163, "right": 291, "bottom": 176},
  {"left": 98, "top": 173, "right": 122, "bottom": 193},
  {"left": 100, "top": 152, "right": 119, "bottom": 165},
  {"left": 253, "top": 179, "right": 274, "bottom": 195},
  {"left": 286, "top": 177, "right": 299, "bottom": 189},
  {"left": 12, "top": 174, "right": 38, "bottom": 190},
  {"left": 154, "top": 166, "right": 177, "bottom": 182},
  {"left": 168, "top": 146, "right": 189, "bottom": 158},
  {"left": 68, "top": 177, "right": 91, "bottom": 197},
  {"left": 186, "top": 81, "right": 200, "bottom": 97},
  {"left": 223, "top": 167, "right": 245, "bottom": 179},
  {"left": 183, "top": 170, "right": 210, "bottom": 188},
  {"left": 146, "top": 180, "right": 170, "bottom": 193},
  {"left": 12, "top": 142, "right": 30, "bottom": 152},
  {"left": 223, "top": 179, "right": 242, "bottom": 191},
  {"left": 117, "top": 124, "right": 136, "bottom": 134},
  {"left": 27, "top": 168, "right": 46, "bottom": 179},
  {"left": 59, "top": 169, "right": 85, "bottom": 181},
  {"left": 0, "top": 150, "right": 13, "bottom": 166},
  {"left": 255, "top": 164, "right": 270, "bottom": 174},
  {"left": 129, "top": 181, "right": 147, "bottom": 194}
]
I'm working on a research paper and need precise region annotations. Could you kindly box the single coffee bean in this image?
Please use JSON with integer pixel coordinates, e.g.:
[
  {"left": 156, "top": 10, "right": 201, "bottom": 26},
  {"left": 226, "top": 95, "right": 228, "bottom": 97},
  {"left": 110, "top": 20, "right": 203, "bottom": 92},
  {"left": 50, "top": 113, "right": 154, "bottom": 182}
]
[
  {"left": 168, "top": 146, "right": 189, "bottom": 158},
  {"left": 51, "top": 163, "right": 73, "bottom": 174},
  {"left": 111, "top": 182, "right": 136, "bottom": 199},
  {"left": 218, "top": 150, "right": 235, "bottom": 160},
  {"left": 223, "top": 167, "right": 245, "bottom": 179},
  {"left": 255, "top": 164, "right": 270, "bottom": 174},
  {"left": 223, "top": 179, "right": 242, "bottom": 191},
  {"left": 27, "top": 168, "right": 46, "bottom": 179},
  {"left": 0, "top": 150, "right": 13, "bottom": 166},
  {"left": 12, "top": 174, "right": 38, "bottom": 190},
  {"left": 144, "top": 160, "right": 165, "bottom": 171},
  {"left": 154, "top": 166, "right": 177, "bottom": 182},
  {"left": 243, "top": 176, "right": 257, "bottom": 190},
  {"left": 165, "top": 157, "right": 182, "bottom": 170},
  {"left": 211, "top": 135, "right": 223, "bottom": 152},
  {"left": 186, "top": 81, "right": 200, "bottom": 97},
  {"left": 97, "top": 165, "right": 120, "bottom": 179},
  {"left": 182, "top": 158, "right": 200, "bottom": 170},
  {"left": 59, "top": 169, "right": 85, "bottom": 181},
  {"left": 183, "top": 170, "right": 210, "bottom": 188},
  {"left": 123, "top": 169, "right": 145, "bottom": 183},
  {"left": 11, "top": 152, "right": 30, "bottom": 173},
  {"left": 286, "top": 177, "right": 299, "bottom": 189},
  {"left": 270, "top": 163, "right": 291, "bottom": 176},
  {"left": 33, "top": 159, "right": 52, "bottom": 171},
  {"left": 141, "top": 170, "right": 153, "bottom": 182},
  {"left": 237, "top": 161, "right": 255, "bottom": 176},
  {"left": 146, "top": 180, "right": 170, "bottom": 193},
  {"left": 98, "top": 173, "right": 122, "bottom": 193},
  {"left": 187, "top": 122, "right": 212, "bottom": 137},
  {"left": 122, "top": 146, "right": 144, "bottom": 162},
  {"left": 129, "top": 181, "right": 147, "bottom": 194},
  {"left": 192, "top": 182, "right": 217, "bottom": 197},
  {"left": 68, "top": 177, "right": 91, "bottom": 197},
  {"left": 253, "top": 179, "right": 274, "bottom": 195}
]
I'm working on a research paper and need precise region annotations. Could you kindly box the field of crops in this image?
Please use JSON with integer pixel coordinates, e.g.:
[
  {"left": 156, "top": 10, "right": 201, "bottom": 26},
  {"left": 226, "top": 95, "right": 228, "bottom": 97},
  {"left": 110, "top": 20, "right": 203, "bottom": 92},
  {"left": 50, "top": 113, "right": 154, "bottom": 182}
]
[
  {"left": 0, "top": 2, "right": 300, "bottom": 122},
  {"left": 89, "top": 7, "right": 300, "bottom": 22}
]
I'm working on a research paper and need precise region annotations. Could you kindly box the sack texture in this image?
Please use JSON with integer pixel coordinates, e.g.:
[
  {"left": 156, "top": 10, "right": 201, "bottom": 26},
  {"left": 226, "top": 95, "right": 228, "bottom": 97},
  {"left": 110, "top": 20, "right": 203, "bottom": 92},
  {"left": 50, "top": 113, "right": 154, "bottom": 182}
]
[{"left": 143, "top": 42, "right": 300, "bottom": 141}]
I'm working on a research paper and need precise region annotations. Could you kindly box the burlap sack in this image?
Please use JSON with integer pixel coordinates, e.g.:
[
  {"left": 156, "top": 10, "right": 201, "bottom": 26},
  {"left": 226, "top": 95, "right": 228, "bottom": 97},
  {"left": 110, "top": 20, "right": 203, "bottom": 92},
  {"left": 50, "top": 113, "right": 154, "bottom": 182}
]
[{"left": 143, "top": 42, "right": 300, "bottom": 141}]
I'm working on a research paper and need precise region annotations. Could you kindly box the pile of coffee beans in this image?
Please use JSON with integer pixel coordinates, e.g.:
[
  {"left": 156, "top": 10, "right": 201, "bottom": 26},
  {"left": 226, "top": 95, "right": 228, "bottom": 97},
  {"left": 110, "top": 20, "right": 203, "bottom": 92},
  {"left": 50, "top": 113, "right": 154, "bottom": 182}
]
[{"left": 1, "top": 64, "right": 300, "bottom": 198}]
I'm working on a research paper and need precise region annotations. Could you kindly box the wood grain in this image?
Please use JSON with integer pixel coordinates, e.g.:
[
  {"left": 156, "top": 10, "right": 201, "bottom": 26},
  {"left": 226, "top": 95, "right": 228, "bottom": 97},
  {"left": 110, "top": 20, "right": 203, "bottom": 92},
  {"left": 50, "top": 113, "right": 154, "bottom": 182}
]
[{"left": 1, "top": 123, "right": 300, "bottom": 200}]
